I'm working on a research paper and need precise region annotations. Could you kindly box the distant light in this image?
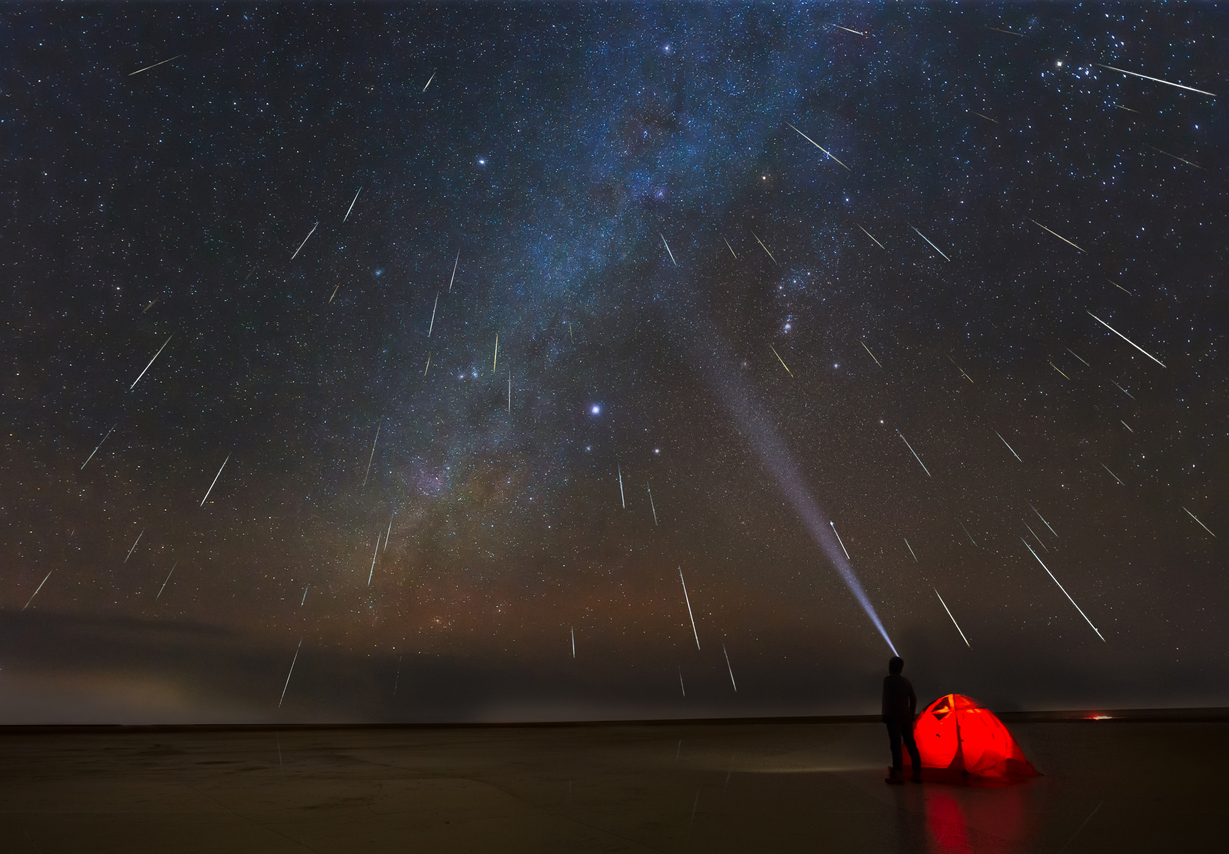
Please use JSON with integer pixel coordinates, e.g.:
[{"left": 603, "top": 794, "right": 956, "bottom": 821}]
[
  {"left": 591, "top": 405, "right": 601, "bottom": 415},
  {"left": 1057, "top": 60, "right": 1064, "bottom": 67},
  {"left": 478, "top": 158, "right": 486, "bottom": 165},
  {"left": 833, "top": 363, "right": 840, "bottom": 369},
  {"left": 654, "top": 448, "right": 660, "bottom": 454},
  {"left": 1089, "top": 714, "right": 1112, "bottom": 720}
]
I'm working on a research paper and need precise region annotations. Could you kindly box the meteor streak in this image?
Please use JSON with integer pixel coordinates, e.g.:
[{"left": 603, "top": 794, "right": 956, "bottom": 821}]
[
  {"left": 363, "top": 422, "right": 380, "bottom": 487},
  {"left": 617, "top": 463, "right": 625, "bottom": 508},
  {"left": 661, "top": 234, "right": 678, "bottom": 267},
  {"left": 1121, "top": 420, "right": 1133, "bottom": 433},
  {"left": 830, "top": 521, "right": 851, "bottom": 560},
  {"left": 124, "top": 529, "right": 144, "bottom": 563},
  {"left": 343, "top": 188, "right": 361, "bottom": 222},
  {"left": 970, "top": 111, "right": 999, "bottom": 124},
  {"left": 291, "top": 222, "right": 318, "bottom": 260},
  {"left": 860, "top": 340, "right": 881, "bottom": 367},
  {"left": 752, "top": 231, "right": 778, "bottom": 264},
  {"left": 995, "top": 430, "right": 1022, "bottom": 461},
  {"left": 1027, "top": 500, "right": 1058, "bottom": 537},
  {"left": 1022, "top": 540, "right": 1105, "bottom": 641},
  {"left": 128, "top": 54, "right": 184, "bottom": 76},
  {"left": 1024, "top": 521, "right": 1048, "bottom": 552},
  {"left": 571, "top": 626, "right": 576, "bottom": 659},
  {"left": 897, "top": 430, "right": 932, "bottom": 477},
  {"left": 199, "top": 454, "right": 230, "bottom": 507},
  {"left": 679, "top": 567, "right": 700, "bottom": 650},
  {"left": 934, "top": 588, "right": 970, "bottom": 647},
  {"left": 156, "top": 562, "right": 177, "bottom": 599},
  {"left": 422, "top": 71, "right": 436, "bottom": 92},
  {"left": 492, "top": 333, "right": 499, "bottom": 374},
  {"left": 427, "top": 292, "right": 439, "bottom": 337},
  {"left": 678, "top": 666, "right": 686, "bottom": 697},
  {"left": 329, "top": 284, "right": 340, "bottom": 304},
  {"left": 785, "top": 123, "right": 851, "bottom": 171},
  {"left": 384, "top": 514, "right": 393, "bottom": 552},
  {"left": 279, "top": 638, "right": 303, "bottom": 708},
  {"left": 448, "top": 251, "right": 459, "bottom": 291},
  {"left": 1094, "top": 63, "right": 1215, "bottom": 97},
  {"left": 1087, "top": 311, "right": 1166, "bottom": 367},
  {"left": 1101, "top": 463, "right": 1124, "bottom": 485},
  {"left": 130, "top": 334, "right": 173, "bottom": 390},
  {"left": 1111, "top": 380, "right": 1135, "bottom": 400},
  {"left": 1050, "top": 360, "right": 1071, "bottom": 380},
  {"left": 722, "top": 235, "right": 739, "bottom": 259},
  {"left": 947, "top": 355, "right": 973, "bottom": 383},
  {"left": 904, "top": 538, "right": 918, "bottom": 562},
  {"left": 986, "top": 25, "right": 1024, "bottom": 36},
  {"left": 301, "top": 584, "right": 309, "bottom": 606},
  {"left": 1145, "top": 144, "right": 1202, "bottom": 169},
  {"left": 1106, "top": 278, "right": 1134, "bottom": 295},
  {"left": 23, "top": 570, "right": 53, "bottom": 611},
  {"left": 1030, "top": 219, "right": 1085, "bottom": 253},
  {"left": 1066, "top": 347, "right": 1090, "bottom": 367},
  {"left": 368, "top": 535, "right": 379, "bottom": 586},
  {"left": 647, "top": 484, "right": 658, "bottom": 526},
  {"left": 958, "top": 520, "right": 978, "bottom": 547},
  {"left": 911, "top": 226, "right": 950, "bottom": 261},
  {"left": 81, "top": 424, "right": 116, "bottom": 470},
  {"left": 769, "top": 344, "right": 793, "bottom": 377},
  {"left": 833, "top": 24, "right": 865, "bottom": 36},
  {"left": 1182, "top": 506, "right": 1216, "bottom": 538},
  {"left": 423, "top": 353, "right": 431, "bottom": 375},
  {"left": 856, "top": 224, "right": 885, "bottom": 248},
  {"left": 723, "top": 643, "right": 738, "bottom": 692}
]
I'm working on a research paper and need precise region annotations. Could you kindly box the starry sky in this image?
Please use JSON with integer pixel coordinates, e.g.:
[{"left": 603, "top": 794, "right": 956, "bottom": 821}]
[{"left": 2, "top": 3, "right": 1226, "bottom": 724}]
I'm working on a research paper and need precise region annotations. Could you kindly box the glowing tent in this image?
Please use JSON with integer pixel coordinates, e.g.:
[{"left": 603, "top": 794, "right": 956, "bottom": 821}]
[{"left": 905, "top": 694, "right": 1039, "bottom": 783}]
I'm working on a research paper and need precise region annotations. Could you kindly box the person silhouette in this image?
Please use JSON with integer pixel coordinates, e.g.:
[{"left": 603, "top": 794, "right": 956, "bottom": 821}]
[{"left": 882, "top": 656, "right": 922, "bottom": 784}]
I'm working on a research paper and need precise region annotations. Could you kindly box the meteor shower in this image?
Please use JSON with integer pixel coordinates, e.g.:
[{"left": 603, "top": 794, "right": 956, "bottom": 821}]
[{"left": 2, "top": 4, "right": 1225, "bottom": 852}]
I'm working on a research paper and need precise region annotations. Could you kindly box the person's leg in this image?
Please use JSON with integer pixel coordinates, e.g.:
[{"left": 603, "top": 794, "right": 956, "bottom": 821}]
[
  {"left": 902, "top": 719, "right": 922, "bottom": 780},
  {"left": 885, "top": 719, "right": 903, "bottom": 770}
]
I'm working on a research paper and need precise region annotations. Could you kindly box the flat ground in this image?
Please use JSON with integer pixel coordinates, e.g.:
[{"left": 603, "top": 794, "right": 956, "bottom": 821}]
[{"left": 1, "top": 720, "right": 1225, "bottom": 852}]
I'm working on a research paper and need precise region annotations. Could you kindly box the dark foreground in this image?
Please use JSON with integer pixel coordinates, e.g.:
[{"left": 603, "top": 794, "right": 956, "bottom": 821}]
[{"left": 1, "top": 718, "right": 1224, "bottom": 852}]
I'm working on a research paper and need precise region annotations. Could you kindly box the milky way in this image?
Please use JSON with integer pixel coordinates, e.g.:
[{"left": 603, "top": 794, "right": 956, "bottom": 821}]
[{"left": 2, "top": 4, "right": 1226, "bottom": 722}]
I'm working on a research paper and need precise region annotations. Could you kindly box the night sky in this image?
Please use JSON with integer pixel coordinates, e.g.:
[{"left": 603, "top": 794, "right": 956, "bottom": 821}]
[{"left": 2, "top": 3, "right": 1226, "bottom": 724}]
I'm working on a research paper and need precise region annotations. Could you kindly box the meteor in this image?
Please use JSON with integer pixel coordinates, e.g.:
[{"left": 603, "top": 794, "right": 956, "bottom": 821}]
[
  {"left": 678, "top": 666, "right": 686, "bottom": 697},
  {"left": 1111, "top": 380, "right": 1135, "bottom": 400},
  {"left": 833, "top": 24, "right": 865, "bottom": 36},
  {"left": 507, "top": 372, "right": 511, "bottom": 414},
  {"left": 1106, "top": 278, "right": 1133, "bottom": 295},
  {"left": 1023, "top": 521, "right": 1048, "bottom": 552},
  {"left": 986, "top": 25, "right": 1024, "bottom": 37},
  {"left": 722, "top": 235, "right": 739, "bottom": 259},
  {"left": 897, "top": 430, "right": 932, "bottom": 477},
  {"left": 428, "top": 292, "right": 439, "bottom": 337},
  {"left": 1088, "top": 312, "right": 1166, "bottom": 367},
  {"left": 384, "top": 514, "right": 393, "bottom": 552},
  {"left": 1182, "top": 506, "right": 1216, "bottom": 538},
  {"left": 747, "top": 231, "right": 776, "bottom": 264},
  {"left": 156, "top": 562, "right": 177, "bottom": 600},
  {"left": 911, "top": 226, "right": 950, "bottom": 261},
  {"left": 127, "top": 54, "right": 184, "bottom": 76},
  {"left": 785, "top": 122, "right": 851, "bottom": 171},
  {"left": 1121, "top": 420, "right": 1133, "bottom": 433},
  {"left": 422, "top": 71, "right": 436, "bottom": 92},
  {"left": 661, "top": 234, "right": 678, "bottom": 267},
  {"left": 1030, "top": 219, "right": 1085, "bottom": 253},
  {"left": 199, "top": 454, "right": 230, "bottom": 507},
  {"left": 343, "top": 188, "right": 361, "bottom": 222},
  {"left": 81, "top": 424, "right": 116, "bottom": 470},
  {"left": 679, "top": 566, "right": 700, "bottom": 650},
  {"left": 769, "top": 344, "right": 793, "bottom": 377},
  {"left": 571, "top": 626, "right": 576, "bottom": 659},
  {"left": 1094, "top": 63, "right": 1215, "bottom": 97},
  {"left": 448, "top": 251, "right": 459, "bottom": 291},
  {"left": 367, "top": 535, "right": 379, "bottom": 586},
  {"left": 1050, "top": 360, "right": 1071, "bottom": 380},
  {"left": 142, "top": 296, "right": 160, "bottom": 313},
  {"left": 130, "top": 334, "right": 173, "bottom": 390},
  {"left": 904, "top": 538, "right": 918, "bottom": 563},
  {"left": 947, "top": 355, "right": 973, "bottom": 383},
  {"left": 423, "top": 353, "right": 431, "bottom": 376},
  {"left": 829, "top": 521, "right": 851, "bottom": 560},
  {"left": 291, "top": 222, "right": 318, "bottom": 260},
  {"left": 279, "top": 638, "right": 303, "bottom": 708},
  {"left": 958, "top": 520, "right": 978, "bottom": 547},
  {"left": 1022, "top": 540, "right": 1105, "bottom": 641},
  {"left": 1145, "top": 144, "right": 1202, "bottom": 169},
  {"left": 23, "top": 570, "right": 53, "bottom": 611},
  {"left": 934, "top": 588, "right": 970, "bottom": 647},
  {"left": 856, "top": 224, "right": 885, "bottom": 249},
  {"left": 970, "top": 110, "right": 999, "bottom": 124},
  {"left": 329, "top": 284, "right": 340, "bottom": 304},
  {"left": 363, "top": 422, "right": 381, "bottom": 487},
  {"left": 994, "top": 429, "right": 1022, "bottom": 461},
  {"left": 647, "top": 483, "right": 658, "bottom": 526},
  {"left": 723, "top": 643, "right": 738, "bottom": 692},
  {"left": 860, "top": 340, "right": 882, "bottom": 367},
  {"left": 124, "top": 529, "right": 144, "bottom": 563},
  {"left": 492, "top": 333, "right": 499, "bottom": 374},
  {"left": 301, "top": 584, "right": 309, "bottom": 606},
  {"left": 1066, "top": 347, "right": 1090, "bottom": 366},
  {"left": 1027, "top": 500, "right": 1058, "bottom": 537},
  {"left": 1101, "top": 463, "right": 1124, "bottom": 485},
  {"left": 617, "top": 463, "right": 625, "bottom": 508}
]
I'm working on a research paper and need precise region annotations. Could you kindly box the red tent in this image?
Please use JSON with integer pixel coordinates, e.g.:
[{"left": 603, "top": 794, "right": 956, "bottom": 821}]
[{"left": 904, "top": 694, "right": 1039, "bottom": 784}]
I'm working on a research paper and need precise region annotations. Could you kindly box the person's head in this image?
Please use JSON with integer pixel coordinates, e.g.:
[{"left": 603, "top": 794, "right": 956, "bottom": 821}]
[{"left": 888, "top": 656, "right": 904, "bottom": 675}]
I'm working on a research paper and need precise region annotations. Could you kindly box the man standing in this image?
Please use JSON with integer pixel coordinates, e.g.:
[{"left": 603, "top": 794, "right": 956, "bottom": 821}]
[{"left": 882, "top": 656, "right": 922, "bottom": 784}]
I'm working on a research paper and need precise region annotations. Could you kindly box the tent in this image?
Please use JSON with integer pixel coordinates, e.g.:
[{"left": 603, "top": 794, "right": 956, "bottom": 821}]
[{"left": 904, "top": 694, "right": 1039, "bottom": 784}]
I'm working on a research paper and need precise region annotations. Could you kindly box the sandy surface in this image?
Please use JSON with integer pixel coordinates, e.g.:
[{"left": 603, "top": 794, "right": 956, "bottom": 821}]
[{"left": 1, "top": 720, "right": 1224, "bottom": 852}]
